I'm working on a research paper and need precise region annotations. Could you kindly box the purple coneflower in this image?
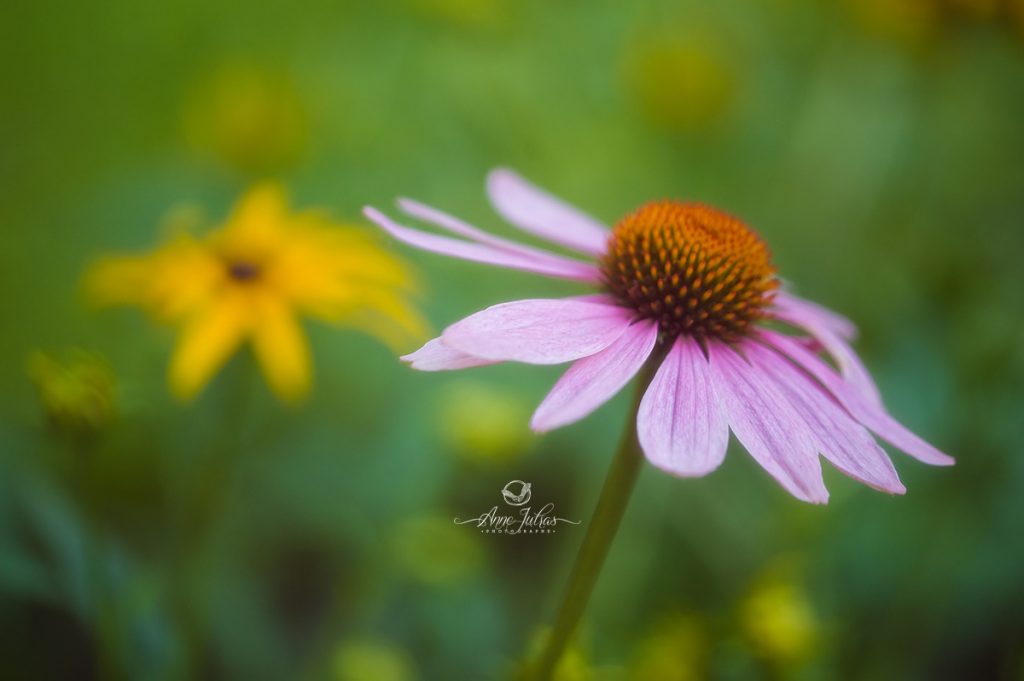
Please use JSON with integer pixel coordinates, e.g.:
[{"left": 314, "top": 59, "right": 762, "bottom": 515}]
[
  {"left": 365, "top": 169, "right": 951, "bottom": 502},
  {"left": 364, "top": 169, "right": 951, "bottom": 679}
]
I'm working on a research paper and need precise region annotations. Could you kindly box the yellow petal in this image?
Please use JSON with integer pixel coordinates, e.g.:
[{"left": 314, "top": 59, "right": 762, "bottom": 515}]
[
  {"left": 85, "top": 254, "right": 155, "bottom": 307},
  {"left": 250, "top": 292, "right": 311, "bottom": 403},
  {"left": 85, "top": 234, "right": 224, "bottom": 323},
  {"left": 212, "top": 181, "right": 288, "bottom": 257},
  {"left": 291, "top": 220, "right": 418, "bottom": 288},
  {"left": 263, "top": 223, "right": 427, "bottom": 350},
  {"left": 168, "top": 290, "right": 250, "bottom": 401}
]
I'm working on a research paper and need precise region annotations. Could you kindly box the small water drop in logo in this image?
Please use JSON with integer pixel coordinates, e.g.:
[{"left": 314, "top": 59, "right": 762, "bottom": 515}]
[{"left": 455, "top": 480, "right": 581, "bottom": 535}]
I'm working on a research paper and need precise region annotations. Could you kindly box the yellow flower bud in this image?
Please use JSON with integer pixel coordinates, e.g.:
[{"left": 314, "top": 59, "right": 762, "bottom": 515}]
[{"left": 27, "top": 350, "right": 117, "bottom": 436}]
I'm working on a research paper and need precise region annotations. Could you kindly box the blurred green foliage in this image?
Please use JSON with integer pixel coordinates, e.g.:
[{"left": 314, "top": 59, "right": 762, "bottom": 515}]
[{"left": 1, "top": 0, "right": 1023, "bottom": 679}]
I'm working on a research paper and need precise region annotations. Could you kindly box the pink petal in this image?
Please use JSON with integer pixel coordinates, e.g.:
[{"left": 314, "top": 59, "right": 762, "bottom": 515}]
[
  {"left": 774, "top": 291, "right": 858, "bottom": 340},
  {"left": 401, "top": 338, "right": 497, "bottom": 372},
  {"left": 486, "top": 168, "right": 610, "bottom": 257},
  {"left": 771, "top": 296, "right": 882, "bottom": 407},
  {"left": 707, "top": 341, "right": 830, "bottom": 504},
  {"left": 363, "top": 207, "right": 600, "bottom": 283},
  {"left": 637, "top": 336, "right": 729, "bottom": 477},
  {"left": 530, "top": 320, "right": 659, "bottom": 432},
  {"left": 745, "top": 342, "right": 905, "bottom": 495},
  {"left": 760, "top": 330, "right": 954, "bottom": 466},
  {"left": 397, "top": 198, "right": 602, "bottom": 283},
  {"left": 442, "top": 297, "right": 633, "bottom": 365}
]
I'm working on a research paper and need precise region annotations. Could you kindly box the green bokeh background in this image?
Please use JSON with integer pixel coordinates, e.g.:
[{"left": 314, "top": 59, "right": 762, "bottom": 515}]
[{"left": 2, "top": 1, "right": 1023, "bottom": 679}]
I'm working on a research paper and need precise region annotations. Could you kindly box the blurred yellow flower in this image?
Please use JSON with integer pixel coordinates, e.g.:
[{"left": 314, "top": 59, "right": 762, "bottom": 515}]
[{"left": 87, "top": 183, "right": 427, "bottom": 403}]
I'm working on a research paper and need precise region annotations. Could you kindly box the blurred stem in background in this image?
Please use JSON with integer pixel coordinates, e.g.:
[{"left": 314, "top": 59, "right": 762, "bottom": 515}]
[
  {"left": 74, "top": 435, "right": 122, "bottom": 681},
  {"left": 525, "top": 350, "right": 666, "bottom": 681},
  {"left": 171, "top": 358, "right": 256, "bottom": 677},
  {"left": 83, "top": 458, "right": 135, "bottom": 681}
]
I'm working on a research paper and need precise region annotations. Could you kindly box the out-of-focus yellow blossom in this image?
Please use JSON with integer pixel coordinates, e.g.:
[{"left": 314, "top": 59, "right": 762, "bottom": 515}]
[
  {"left": 627, "top": 613, "right": 705, "bottom": 681},
  {"left": 27, "top": 349, "right": 117, "bottom": 435},
  {"left": 86, "top": 183, "right": 427, "bottom": 403},
  {"left": 740, "top": 570, "right": 819, "bottom": 665},
  {"left": 438, "top": 381, "right": 533, "bottom": 465},
  {"left": 622, "top": 30, "right": 737, "bottom": 132},
  {"left": 332, "top": 639, "right": 416, "bottom": 681},
  {"left": 184, "top": 63, "right": 308, "bottom": 174},
  {"left": 391, "top": 515, "right": 484, "bottom": 585}
]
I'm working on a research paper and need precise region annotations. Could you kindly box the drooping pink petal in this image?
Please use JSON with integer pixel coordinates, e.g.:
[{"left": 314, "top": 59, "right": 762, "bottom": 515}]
[
  {"left": 771, "top": 296, "right": 882, "bottom": 407},
  {"left": 774, "top": 291, "right": 858, "bottom": 340},
  {"left": 637, "top": 336, "right": 729, "bottom": 477},
  {"left": 397, "top": 198, "right": 600, "bottom": 279},
  {"left": 760, "top": 330, "right": 954, "bottom": 466},
  {"left": 486, "top": 168, "right": 610, "bottom": 257},
  {"left": 706, "top": 341, "right": 830, "bottom": 504},
  {"left": 530, "top": 320, "right": 659, "bottom": 432},
  {"left": 401, "top": 338, "right": 497, "bottom": 371},
  {"left": 363, "top": 207, "right": 601, "bottom": 283},
  {"left": 745, "top": 342, "right": 905, "bottom": 495},
  {"left": 442, "top": 297, "right": 633, "bottom": 365}
]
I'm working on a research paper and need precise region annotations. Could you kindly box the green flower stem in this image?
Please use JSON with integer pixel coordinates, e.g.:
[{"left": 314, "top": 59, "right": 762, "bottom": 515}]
[
  {"left": 527, "top": 352, "right": 664, "bottom": 680},
  {"left": 173, "top": 361, "right": 256, "bottom": 676}
]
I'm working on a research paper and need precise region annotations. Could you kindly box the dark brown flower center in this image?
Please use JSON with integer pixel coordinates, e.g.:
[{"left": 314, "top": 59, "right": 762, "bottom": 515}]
[
  {"left": 227, "top": 260, "right": 261, "bottom": 282},
  {"left": 600, "top": 201, "right": 778, "bottom": 341}
]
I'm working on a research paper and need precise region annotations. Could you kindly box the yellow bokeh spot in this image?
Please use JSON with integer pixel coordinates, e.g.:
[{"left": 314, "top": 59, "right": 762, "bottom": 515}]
[
  {"left": 332, "top": 639, "right": 416, "bottom": 681},
  {"left": 740, "top": 573, "right": 819, "bottom": 664},
  {"left": 438, "top": 381, "right": 533, "bottom": 465},
  {"left": 391, "top": 515, "right": 485, "bottom": 585},
  {"left": 184, "top": 63, "right": 309, "bottom": 174},
  {"left": 517, "top": 628, "right": 593, "bottom": 681},
  {"left": 627, "top": 613, "right": 705, "bottom": 681},
  {"left": 622, "top": 31, "right": 737, "bottom": 131}
]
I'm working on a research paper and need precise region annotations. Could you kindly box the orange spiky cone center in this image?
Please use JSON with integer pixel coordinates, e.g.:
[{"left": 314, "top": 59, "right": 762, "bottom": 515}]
[{"left": 600, "top": 201, "right": 778, "bottom": 341}]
